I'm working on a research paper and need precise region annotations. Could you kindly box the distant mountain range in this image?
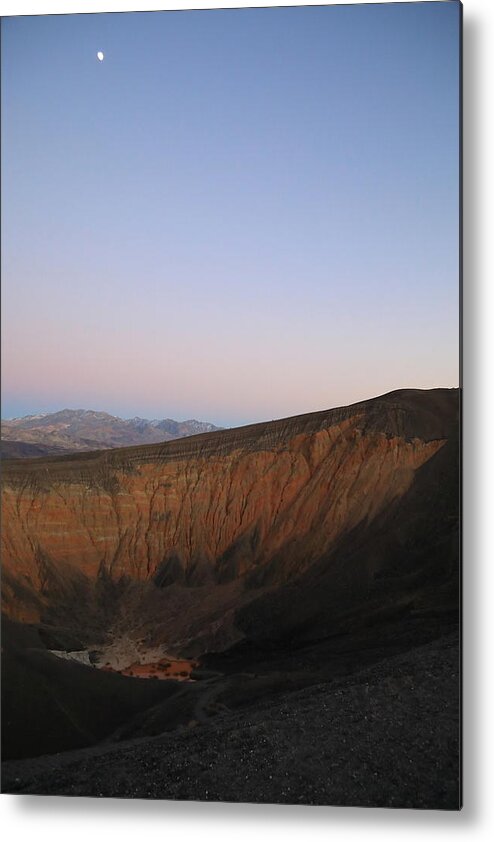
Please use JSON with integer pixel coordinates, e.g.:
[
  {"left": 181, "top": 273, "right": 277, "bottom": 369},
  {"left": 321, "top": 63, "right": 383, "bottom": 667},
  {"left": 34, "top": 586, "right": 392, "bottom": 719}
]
[{"left": 1, "top": 409, "right": 223, "bottom": 458}]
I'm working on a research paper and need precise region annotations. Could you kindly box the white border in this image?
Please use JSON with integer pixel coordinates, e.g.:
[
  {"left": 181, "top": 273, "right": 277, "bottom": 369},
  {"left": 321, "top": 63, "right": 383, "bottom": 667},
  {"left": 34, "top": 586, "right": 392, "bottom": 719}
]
[
  {"left": 2, "top": 0, "right": 494, "bottom": 839},
  {"left": 0, "top": 0, "right": 469, "bottom": 15}
]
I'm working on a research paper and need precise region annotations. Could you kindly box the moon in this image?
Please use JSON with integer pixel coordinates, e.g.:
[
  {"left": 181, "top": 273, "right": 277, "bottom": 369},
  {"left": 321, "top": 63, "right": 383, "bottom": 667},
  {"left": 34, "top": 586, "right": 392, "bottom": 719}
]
[{"left": 97, "top": 51, "right": 104, "bottom": 62}]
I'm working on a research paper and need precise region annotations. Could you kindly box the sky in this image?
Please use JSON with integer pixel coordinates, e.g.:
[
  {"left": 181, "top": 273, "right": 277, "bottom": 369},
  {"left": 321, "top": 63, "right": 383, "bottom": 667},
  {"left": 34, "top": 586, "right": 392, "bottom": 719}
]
[{"left": 1, "top": 2, "right": 460, "bottom": 427}]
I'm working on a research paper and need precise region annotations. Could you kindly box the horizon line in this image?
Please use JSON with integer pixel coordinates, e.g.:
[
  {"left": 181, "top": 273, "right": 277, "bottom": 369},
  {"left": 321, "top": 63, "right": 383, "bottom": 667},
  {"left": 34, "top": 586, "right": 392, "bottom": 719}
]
[{"left": 1, "top": 384, "right": 460, "bottom": 427}]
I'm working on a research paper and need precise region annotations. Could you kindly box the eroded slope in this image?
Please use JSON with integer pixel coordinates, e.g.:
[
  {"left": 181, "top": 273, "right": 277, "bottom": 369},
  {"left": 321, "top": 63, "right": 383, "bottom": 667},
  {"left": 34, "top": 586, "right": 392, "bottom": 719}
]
[{"left": 1, "top": 389, "right": 459, "bottom": 654}]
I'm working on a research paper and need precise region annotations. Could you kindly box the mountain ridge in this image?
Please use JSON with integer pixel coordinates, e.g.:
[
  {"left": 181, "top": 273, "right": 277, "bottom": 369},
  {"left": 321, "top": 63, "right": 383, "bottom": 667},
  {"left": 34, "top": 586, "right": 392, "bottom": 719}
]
[{"left": 1, "top": 408, "right": 223, "bottom": 458}]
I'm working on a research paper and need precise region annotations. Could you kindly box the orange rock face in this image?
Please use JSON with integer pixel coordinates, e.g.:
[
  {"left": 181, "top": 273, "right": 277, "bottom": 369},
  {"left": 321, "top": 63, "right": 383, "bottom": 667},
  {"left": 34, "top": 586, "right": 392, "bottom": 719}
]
[
  {"left": 117, "top": 659, "right": 197, "bottom": 681},
  {"left": 1, "top": 388, "right": 456, "bottom": 627}
]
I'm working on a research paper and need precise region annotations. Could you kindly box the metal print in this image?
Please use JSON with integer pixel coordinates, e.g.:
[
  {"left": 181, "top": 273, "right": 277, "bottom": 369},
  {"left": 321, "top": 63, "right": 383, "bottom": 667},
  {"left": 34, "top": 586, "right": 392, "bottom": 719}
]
[{"left": 1, "top": 1, "right": 461, "bottom": 808}]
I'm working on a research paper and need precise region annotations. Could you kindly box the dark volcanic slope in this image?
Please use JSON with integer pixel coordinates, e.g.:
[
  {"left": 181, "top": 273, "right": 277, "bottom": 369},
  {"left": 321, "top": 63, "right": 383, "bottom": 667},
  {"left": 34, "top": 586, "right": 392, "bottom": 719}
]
[
  {"left": 2, "top": 632, "right": 460, "bottom": 809},
  {"left": 1, "top": 440, "right": 69, "bottom": 459},
  {"left": 0, "top": 618, "right": 182, "bottom": 762}
]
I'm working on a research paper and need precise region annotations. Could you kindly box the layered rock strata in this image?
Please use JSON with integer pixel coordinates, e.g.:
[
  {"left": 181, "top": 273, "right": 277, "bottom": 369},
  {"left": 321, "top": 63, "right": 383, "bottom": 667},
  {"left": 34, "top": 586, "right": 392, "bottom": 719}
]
[{"left": 1, "top": 389, "right": 459, "bottom": 649}]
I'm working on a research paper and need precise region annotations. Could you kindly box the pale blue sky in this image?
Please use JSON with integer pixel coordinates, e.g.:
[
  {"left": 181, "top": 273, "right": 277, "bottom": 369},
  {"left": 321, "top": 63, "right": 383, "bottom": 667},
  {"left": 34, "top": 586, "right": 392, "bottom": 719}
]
[{"left": 1, "top": 2, "right": 460, "bottom": 426}]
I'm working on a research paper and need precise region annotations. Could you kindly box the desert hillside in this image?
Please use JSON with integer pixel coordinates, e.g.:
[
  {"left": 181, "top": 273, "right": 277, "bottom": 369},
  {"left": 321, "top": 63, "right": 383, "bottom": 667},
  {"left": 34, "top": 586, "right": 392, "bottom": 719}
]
[{"left": 2, "top": 388, "right": 459, "bottom": 653}]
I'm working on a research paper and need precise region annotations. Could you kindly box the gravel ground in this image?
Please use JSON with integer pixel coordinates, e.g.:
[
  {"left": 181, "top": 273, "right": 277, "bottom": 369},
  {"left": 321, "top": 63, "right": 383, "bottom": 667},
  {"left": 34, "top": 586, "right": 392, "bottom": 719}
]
[{"left": 1, "top": 632, "right": 460, "bottom": 809}]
